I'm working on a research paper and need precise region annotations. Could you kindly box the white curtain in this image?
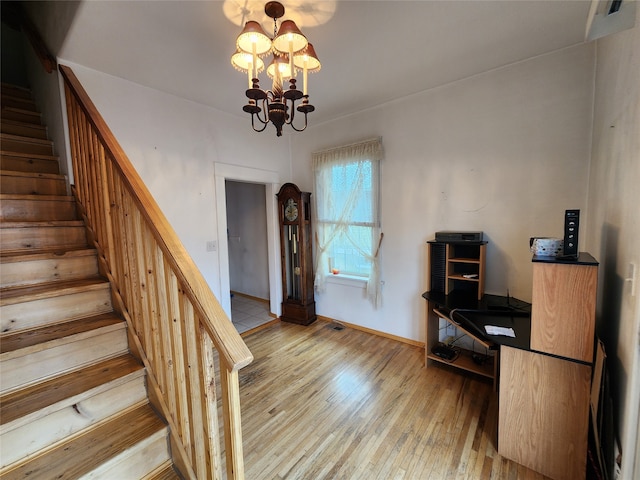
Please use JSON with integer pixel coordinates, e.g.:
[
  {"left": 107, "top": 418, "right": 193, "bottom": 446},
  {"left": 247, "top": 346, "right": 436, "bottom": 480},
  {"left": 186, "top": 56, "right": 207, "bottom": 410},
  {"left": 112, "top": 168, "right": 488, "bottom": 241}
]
[{"left": 312, "top": 137, "right": 383, "bottom": 307}]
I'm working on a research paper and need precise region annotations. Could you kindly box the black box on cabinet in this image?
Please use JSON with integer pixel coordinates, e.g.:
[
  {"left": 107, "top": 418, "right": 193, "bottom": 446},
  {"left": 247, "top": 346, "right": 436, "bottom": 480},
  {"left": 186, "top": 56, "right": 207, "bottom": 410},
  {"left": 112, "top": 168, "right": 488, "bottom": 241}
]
[{"left": 435, "top": 231, "right": 484, "bottom": 243}]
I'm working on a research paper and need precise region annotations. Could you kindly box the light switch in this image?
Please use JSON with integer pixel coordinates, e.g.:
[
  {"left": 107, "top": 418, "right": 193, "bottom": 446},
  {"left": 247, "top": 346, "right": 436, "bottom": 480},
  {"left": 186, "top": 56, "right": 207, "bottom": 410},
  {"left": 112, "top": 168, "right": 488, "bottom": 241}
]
[{"left": 626, "top": 262, "right": 637, "bottom": 297}]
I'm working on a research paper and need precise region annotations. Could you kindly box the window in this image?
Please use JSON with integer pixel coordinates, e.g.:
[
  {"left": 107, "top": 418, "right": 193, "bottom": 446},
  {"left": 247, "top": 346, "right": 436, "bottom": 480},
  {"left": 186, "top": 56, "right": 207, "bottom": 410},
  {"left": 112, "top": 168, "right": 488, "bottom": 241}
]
[{"left": 312, "top": 137, "right": 383, "bottom": 307}]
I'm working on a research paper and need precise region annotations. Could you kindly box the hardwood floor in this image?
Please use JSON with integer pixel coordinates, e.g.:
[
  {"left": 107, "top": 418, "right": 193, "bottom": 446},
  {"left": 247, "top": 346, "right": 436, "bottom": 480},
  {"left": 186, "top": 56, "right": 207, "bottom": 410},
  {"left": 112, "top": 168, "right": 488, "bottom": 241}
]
[{"left": 235, "top": 320, "right": 550, "bottom": 479}]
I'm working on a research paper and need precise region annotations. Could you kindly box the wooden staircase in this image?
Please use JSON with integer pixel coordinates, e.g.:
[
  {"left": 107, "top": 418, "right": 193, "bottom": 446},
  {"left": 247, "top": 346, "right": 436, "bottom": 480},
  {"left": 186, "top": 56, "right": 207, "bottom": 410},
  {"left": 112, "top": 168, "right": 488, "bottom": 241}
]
[{"left": 0, "top": 83, "right": 181, "bottom": 479}]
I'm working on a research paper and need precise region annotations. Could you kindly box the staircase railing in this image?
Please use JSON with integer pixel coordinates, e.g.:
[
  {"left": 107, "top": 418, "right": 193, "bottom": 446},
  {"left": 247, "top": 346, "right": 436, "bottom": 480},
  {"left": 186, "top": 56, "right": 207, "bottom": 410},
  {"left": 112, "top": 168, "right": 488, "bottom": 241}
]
[{"left": 59, "top": 64, "right": 253, "bottom": 480}]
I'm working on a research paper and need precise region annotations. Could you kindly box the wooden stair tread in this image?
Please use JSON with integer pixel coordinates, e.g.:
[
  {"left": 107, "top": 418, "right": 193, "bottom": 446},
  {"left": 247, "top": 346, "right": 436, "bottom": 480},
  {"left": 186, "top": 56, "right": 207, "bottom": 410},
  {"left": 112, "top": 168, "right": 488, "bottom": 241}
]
[
  {"left": 0, "top": 150, "right": 58, "bottom": 162},
  {"left": 0, "top": 96, "right": 36, "bottom": 107},
  {"left": 4, "top": 404, "right": 166, "bottom": 479},
  {"left": 1, "top": 92, "right": 36, "bottom": 102},
  {"left": 0, "top": 133, "right": 52, "bottom": 146},
  {"left": 0, "top": 169, "right": 64, "bottom": 180},
  {"left": 0, "top": 118, "right": 46, "bottom": 131},
  {"left": 1, "top": 84, "right": 32, "bottom": 99},
  {"left": 145, "top": 463, "right": 183, "bottom": 480},
  {"left": 0, "top": 245, "right": 93, "bottom": 260},
  {"left": 0, "top": 106, "right": 40, "bottom": 116},
  {"left": 0, "top": 247, "right": 95, "bottom": 264},
  {"left": 0, "top": 220, "right": 84, "bottom": 229},
  {"left": 0, "top": 353, "right": 142, "bottom": 426},
  {"left": 0, "top": 276, "right": 107, "bottom": 304},
  {"left": 0, "top": 193, "right": 73, "bottom": 202},
  {"left": 0, "top": 312, "right": 122, "bottom": 354}
]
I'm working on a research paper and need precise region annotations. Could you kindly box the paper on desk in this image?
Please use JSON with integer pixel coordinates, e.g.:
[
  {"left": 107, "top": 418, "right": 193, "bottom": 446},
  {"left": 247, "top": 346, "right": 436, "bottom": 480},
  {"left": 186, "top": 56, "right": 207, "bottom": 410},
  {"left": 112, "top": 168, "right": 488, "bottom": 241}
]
[{"left": 484, "top": 325, "right": 516, "bottom": 337}]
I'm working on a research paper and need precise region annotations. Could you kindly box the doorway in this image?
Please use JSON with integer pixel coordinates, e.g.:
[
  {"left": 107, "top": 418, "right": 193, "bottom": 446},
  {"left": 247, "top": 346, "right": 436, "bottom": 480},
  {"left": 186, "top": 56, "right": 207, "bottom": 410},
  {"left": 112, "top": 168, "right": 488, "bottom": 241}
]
[
  {"left": 225, "top": 180, "right": 273, "bottom": 332},
  {"left": 214, "top": 163, "right": 281, "bottom": 321}
]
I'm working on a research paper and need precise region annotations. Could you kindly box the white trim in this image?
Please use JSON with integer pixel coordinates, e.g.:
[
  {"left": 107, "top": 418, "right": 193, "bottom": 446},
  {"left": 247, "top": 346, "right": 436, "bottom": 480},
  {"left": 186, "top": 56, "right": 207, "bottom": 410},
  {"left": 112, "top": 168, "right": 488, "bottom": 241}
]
[
  {"left": 214, "top": 162, "right": 281, "bottom": 318},
  {"left": 325, "top": 274, "right": 367, "bottom": 289}
]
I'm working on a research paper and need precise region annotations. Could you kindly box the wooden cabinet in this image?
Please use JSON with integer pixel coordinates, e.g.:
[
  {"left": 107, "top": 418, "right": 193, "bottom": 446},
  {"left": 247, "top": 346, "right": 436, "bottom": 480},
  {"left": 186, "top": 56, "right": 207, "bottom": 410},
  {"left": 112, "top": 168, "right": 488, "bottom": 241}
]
[
  {"left": 498, "top": 253, "right": 598, "bottom": 480},
  {"left": 499, "top": 346, "right": 592, "bottom": 480},
  {"left": 531, "top": 256, "right": 598, "bottom": 362}
]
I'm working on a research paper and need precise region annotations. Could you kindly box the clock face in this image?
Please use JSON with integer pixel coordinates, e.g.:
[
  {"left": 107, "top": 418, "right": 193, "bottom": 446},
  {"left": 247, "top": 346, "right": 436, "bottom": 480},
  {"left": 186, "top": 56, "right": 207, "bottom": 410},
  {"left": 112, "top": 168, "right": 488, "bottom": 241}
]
[{"left": 284, "top": 198, "right": 299, "bottom": 221}]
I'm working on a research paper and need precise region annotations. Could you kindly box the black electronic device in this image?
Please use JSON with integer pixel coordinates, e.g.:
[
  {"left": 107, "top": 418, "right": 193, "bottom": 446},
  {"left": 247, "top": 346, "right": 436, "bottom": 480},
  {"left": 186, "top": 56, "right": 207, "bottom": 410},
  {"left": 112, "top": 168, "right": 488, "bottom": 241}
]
[
  {"left": 435, "top": 231, "right": 484, "bottom": 243},
  {"left": 431, "top": 344, "right": 457, "bottom": 361},
  {"left": 562, "top": 209, "right": 580, "bottom": 258}
]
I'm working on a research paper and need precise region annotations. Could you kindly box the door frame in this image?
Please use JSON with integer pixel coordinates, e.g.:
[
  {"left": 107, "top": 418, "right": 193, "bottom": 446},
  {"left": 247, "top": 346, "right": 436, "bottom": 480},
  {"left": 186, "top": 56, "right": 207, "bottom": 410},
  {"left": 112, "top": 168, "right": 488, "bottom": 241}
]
[{"left": 214, "top": 162, "right": 281, "bottom": 318}]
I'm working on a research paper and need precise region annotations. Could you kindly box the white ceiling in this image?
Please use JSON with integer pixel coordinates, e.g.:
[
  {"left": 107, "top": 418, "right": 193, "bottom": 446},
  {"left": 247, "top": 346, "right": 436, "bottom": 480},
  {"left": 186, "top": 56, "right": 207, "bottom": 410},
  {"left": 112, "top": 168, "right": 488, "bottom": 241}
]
[{"left": 51, "top": 1, "right": 594, "bottom": 125}]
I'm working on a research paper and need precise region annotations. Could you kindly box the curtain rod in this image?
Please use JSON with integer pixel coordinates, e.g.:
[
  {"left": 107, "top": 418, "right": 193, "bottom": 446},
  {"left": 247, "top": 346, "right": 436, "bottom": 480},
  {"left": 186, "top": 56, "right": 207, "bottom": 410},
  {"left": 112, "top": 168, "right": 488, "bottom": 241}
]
[{"left": 312, "top": 136, "right": 382, "bottom": 156}]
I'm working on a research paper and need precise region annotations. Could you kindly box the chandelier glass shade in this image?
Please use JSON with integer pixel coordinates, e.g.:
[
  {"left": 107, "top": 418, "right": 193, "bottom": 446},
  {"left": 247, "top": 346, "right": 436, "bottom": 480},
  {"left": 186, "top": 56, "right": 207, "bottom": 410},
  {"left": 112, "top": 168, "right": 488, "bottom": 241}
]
[{"left": 231, "top": 1, "right": 321, "bottom": 136}]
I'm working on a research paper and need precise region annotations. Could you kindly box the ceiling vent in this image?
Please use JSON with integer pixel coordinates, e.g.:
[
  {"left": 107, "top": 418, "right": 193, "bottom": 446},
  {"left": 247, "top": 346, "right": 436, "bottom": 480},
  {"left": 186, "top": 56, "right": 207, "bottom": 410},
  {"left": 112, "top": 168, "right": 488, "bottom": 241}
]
[{"left": 585, "top": 0, "right": 637, "bottom": 41}]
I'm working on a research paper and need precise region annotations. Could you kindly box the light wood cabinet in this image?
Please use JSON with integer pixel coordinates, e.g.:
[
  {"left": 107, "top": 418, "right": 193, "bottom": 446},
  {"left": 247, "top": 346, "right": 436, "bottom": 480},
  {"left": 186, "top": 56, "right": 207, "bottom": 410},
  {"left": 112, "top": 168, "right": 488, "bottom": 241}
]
[
  {"left": 531, "top": 257, "right": 598, "bottom": 362},
  {"left": 499, "top": 346, "right": 591, "bottom": 480},
  {"left": 498, "top": 253, "right": 598, "bottom": 480}
]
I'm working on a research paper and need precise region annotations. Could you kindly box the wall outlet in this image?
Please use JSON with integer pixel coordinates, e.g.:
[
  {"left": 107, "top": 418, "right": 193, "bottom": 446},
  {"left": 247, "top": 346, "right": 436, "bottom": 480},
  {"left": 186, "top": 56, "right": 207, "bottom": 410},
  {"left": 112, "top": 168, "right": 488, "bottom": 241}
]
[{"left": 206, "top": 240, "right": 217, "bottom": 252}]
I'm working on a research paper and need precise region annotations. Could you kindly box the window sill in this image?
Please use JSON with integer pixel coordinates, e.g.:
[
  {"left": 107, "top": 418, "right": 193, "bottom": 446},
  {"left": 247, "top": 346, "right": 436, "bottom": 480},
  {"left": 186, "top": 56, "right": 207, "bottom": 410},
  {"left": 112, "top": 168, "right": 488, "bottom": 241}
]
[{"left": 325, "top": 273, "right": 367, "bottom": 288}]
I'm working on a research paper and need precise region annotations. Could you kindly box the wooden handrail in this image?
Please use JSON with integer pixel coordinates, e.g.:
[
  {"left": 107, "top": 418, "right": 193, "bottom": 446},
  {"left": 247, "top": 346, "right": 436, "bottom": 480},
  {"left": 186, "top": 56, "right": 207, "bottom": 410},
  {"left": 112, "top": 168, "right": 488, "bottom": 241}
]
[{"left": 59, "top": 64, "right": 252, "bottom": 479}]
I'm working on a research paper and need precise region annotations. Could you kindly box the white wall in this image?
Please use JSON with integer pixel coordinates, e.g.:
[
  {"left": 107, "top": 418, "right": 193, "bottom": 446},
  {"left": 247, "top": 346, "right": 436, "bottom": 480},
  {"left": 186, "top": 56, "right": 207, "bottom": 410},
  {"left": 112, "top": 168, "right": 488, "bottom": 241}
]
[
  {"left": 291, "top": 43, "right": 595, "bottom": 342},
  {"left": 58, "top": 61, "right": 291, "bottom": 308},
  {"left": 586, "top": 5, "right": 640, "bottom": 476}
]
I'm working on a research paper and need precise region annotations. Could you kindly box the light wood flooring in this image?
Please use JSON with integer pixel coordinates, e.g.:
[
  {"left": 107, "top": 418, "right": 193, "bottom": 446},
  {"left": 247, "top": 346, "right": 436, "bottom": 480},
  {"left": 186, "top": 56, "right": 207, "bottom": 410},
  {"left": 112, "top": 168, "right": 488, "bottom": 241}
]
[{"left": 235, "top": 319, "right": 551, "bottom": 479}]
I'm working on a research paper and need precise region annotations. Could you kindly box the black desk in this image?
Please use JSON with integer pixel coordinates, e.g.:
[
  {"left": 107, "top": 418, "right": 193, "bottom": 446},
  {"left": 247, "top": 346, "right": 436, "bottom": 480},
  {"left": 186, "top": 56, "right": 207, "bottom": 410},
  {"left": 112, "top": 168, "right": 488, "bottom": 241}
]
[
  {"left": 422, "top": 291, "right": 531, "bottom": 350},
  {"left": 422, "top": 291, "right": 532, "bottom": 385}
]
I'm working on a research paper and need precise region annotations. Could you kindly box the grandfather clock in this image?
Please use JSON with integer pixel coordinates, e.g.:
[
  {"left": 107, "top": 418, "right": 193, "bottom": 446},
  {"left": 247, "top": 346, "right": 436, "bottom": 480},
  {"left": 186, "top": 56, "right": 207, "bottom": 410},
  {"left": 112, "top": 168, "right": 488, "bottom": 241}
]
[{"left": 277, "top": 183, "right": 316, "bottom": 325}]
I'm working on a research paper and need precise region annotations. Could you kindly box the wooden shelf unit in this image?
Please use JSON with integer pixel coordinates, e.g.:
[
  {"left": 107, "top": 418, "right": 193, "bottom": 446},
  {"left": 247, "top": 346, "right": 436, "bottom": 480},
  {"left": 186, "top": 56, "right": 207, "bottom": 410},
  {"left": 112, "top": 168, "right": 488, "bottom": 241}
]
[
  {"left": 425, "top": 308, "right": 496, "bottom": 382},
  {"left": 446, "top": 243, "right": 486, "bottom": 299},
  {"left": 427, "top": 240, "right": 487, "bottom": 300},
  {"left": 424, "top": 239, "right": 494, "bottom": 386}
]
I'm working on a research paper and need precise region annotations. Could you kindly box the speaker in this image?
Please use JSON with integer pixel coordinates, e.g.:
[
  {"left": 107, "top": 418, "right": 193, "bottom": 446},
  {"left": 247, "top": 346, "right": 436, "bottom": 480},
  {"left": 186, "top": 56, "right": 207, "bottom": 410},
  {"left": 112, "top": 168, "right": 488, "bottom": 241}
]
[
  {"left": 563, "top": 209, "right": 580, "bottom": 258},
  {"left": 429, "top": 242, "right": 446, "bottom": 293}
]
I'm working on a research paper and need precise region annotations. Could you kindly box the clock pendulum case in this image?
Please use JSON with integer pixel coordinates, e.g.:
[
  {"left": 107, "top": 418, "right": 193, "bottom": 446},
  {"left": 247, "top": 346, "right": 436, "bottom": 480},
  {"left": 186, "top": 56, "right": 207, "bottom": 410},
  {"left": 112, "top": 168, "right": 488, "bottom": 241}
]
[{"left": 276, "top": 183, "right": 317, "bottom": 325}]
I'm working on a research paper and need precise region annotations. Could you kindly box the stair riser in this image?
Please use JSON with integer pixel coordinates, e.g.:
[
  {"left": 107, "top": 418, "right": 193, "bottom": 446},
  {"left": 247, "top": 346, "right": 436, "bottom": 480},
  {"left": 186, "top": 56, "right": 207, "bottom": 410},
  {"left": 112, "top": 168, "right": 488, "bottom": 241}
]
[
  {"left": 0, "top": 137, "right": 52, "bottom": 156},
  {"left": 1, "top": 122, "right": 48, "bottom": 140},
  {"left": 0, "top": 225, "right": 87, "bottom": 251},
  {"left": 0, "top": 96, "right": 37, "bottom": 112},
  {"left": 0, "top": 175, "right": 66, "bottom": 195},
  {"left": 0, "top": 109, "right": 41, "bottom": 125},
  {"left": 0, "top": 285, "right": 112, "bottom": 334},
  {"left": 0, "top": 154, "right": 59, "bottom": 174},
  {"left": 79, "top": 428, "right": 171, "bottom": 480},
  {"left": 0, "top": 198, "right": 77, "bottom": 222},
  {"left": 1, "top": 376, "right": 147, "bottom": 467},
  {"left": 0, "top": 326, "right": 127, "bottom": 395},
  {"left": 0, "top": 253, "right": 99, "bottom": 288}
]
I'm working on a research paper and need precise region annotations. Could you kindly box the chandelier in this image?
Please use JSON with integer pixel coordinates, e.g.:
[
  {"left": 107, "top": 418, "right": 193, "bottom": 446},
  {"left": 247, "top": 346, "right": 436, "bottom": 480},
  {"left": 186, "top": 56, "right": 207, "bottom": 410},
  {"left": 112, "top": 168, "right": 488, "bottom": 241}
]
[{"left": 231, "top": 1, "right": 321, "bottom": 137}]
